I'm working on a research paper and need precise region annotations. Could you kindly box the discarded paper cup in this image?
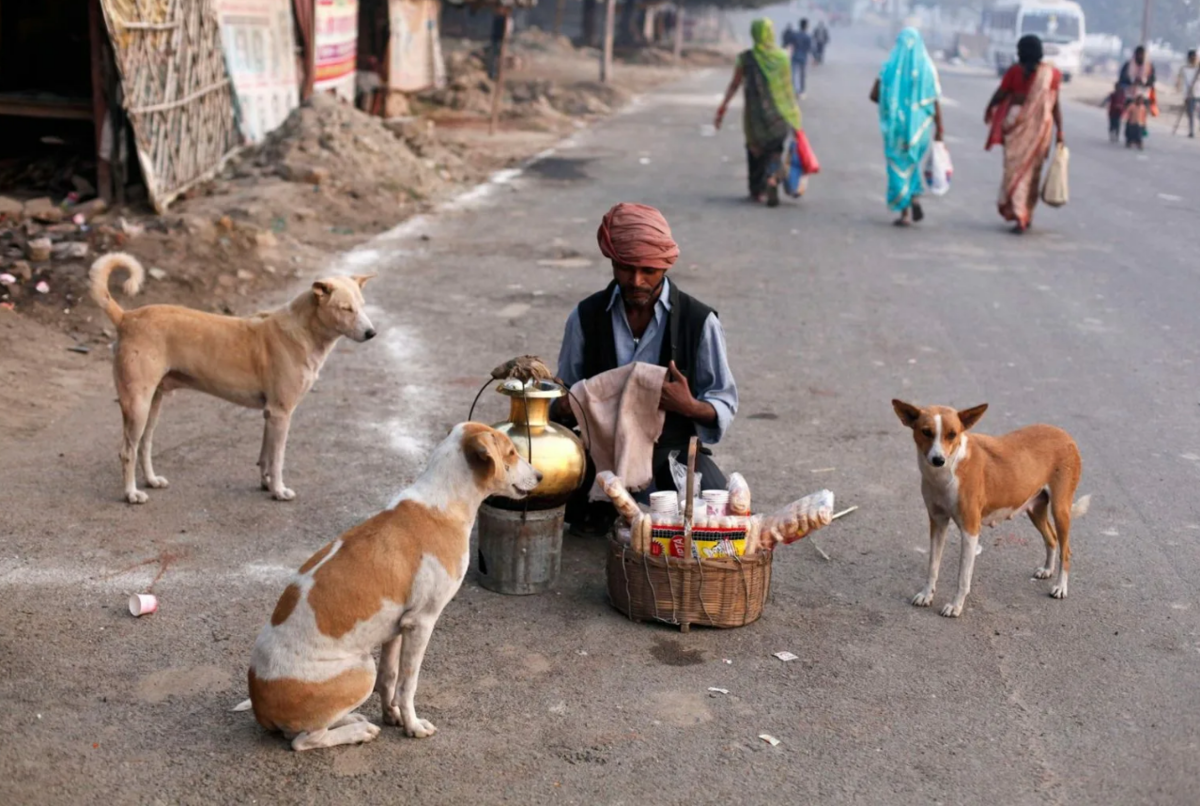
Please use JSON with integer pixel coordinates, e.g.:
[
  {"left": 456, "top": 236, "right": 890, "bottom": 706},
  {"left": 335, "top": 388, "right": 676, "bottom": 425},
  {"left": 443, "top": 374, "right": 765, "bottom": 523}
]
[{"left": 128, "top": 593, "right": 158, "bottom": 617}]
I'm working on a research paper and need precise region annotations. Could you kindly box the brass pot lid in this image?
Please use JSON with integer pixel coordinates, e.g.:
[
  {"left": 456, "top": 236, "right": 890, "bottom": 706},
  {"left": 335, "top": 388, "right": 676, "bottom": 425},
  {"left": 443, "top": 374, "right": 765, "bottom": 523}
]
[{"left": 496, "top": 378, "right": 565, "bottom": 400}]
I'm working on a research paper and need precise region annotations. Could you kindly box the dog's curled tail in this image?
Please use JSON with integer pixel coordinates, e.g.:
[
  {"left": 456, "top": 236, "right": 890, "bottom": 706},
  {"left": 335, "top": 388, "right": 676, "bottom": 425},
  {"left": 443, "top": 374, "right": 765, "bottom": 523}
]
[
  {"left": 231, "top": 698, "right": 253, "bottom": 713},
  {"left": 89, "top": 252, "right": 145, "bottom": 325},
  {"left": 1072, "top": 494, "right": 1092, "bottom": 519}
]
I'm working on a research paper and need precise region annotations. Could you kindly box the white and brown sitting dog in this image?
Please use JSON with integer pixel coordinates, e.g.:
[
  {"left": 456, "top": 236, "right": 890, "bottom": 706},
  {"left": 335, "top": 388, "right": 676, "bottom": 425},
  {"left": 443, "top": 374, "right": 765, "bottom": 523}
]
[
  {"left": 89, "top": 252, "right": 376, "bottom": 504},
  {"left": 240, "top": 423, "right": 540, "bottom": 751}
]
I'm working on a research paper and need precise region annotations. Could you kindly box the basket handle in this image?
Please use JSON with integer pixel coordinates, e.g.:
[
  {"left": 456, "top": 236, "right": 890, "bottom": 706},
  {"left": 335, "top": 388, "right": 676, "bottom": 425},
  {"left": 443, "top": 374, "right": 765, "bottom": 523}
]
[{"left": 682, "top": 436, "right": 698, "bottom": 558}]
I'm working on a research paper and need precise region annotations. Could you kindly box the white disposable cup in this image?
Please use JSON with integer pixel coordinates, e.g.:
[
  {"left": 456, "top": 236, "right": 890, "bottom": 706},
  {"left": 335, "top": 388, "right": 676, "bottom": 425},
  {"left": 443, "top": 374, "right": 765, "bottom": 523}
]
[
  {"left": 703, "top": 489, "right": 730, "bottom": 518},
  {"left": 649, "top": 491, "right": 679, "bottom": 515},
  {"left": 128, "top": 593, "right": 158, "bottom": 617}
]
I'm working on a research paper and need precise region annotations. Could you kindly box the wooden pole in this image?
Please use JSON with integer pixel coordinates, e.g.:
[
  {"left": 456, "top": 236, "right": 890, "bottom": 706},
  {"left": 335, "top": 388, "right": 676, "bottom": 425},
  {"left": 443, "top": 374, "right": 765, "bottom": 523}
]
[
  {"left": 672, "top": 4, "right": 684, "bottom": 63},
  {"left": 601, "top": 0, "right": 616, "bottom": 83},
  {"left": 87, "top": 0, "right": 113, "bottom": 203},
  {"left": 489, "top": 10, "right": 510, "bottom": 136},
  {"left": 1141, "top": 0, "right": 1152, "bottom": 47},
  {"left": 554, "top": 0, "right": 566, "bottom": 35}
]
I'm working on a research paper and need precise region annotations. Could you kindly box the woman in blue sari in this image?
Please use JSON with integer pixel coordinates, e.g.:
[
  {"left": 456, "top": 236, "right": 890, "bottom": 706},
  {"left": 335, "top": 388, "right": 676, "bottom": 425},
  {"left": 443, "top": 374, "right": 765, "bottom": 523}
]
[{"left": 870, "top": 28, "right": 944, "bottom": 226}]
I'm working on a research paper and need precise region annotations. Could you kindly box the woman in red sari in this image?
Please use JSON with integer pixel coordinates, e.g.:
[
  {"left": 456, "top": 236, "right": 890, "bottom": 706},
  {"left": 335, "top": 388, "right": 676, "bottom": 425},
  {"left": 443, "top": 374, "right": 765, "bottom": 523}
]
[{"left": 985, "top": 35, "right": 1065, "bottom": 233}]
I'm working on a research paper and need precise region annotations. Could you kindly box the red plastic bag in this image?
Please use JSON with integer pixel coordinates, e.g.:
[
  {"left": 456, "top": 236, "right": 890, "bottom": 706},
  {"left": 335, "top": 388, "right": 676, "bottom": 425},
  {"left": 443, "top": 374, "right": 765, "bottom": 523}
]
[{"left": 795, "top": 129, "right": 820, "bottom": 176}]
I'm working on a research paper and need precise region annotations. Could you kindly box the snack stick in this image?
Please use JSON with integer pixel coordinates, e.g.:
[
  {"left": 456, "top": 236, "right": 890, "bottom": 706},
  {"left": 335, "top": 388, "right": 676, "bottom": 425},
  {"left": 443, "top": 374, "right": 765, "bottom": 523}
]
[{"left": 596, "top": 471, "right": 642, "bottom": 522}]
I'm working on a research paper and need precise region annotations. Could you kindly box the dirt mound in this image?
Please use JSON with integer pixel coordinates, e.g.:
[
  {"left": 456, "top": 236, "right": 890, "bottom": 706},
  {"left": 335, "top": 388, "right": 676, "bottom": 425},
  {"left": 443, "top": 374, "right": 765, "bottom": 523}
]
[
  {"left": 421, "top": 46, "right": 630, "bottom": 121},
  {"left": 239, "top": 93, "right": 441, "bottom": 199}
]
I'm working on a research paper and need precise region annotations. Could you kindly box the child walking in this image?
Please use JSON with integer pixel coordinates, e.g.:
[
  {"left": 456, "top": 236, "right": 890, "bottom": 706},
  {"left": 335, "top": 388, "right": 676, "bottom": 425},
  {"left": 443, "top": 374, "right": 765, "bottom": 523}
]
[{"left": 1101, "top": 82, "right": 1123, "bottom": 143}]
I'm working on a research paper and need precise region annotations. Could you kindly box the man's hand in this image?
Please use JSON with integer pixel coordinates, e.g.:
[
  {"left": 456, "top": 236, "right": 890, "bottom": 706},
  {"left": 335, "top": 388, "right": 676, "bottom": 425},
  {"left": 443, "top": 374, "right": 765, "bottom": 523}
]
[
  {"left": 659, "top": 361, "right": 697, "bottom": 416},
  {"left": 714, "top": 105, "right": 726, "bottom": 130}
]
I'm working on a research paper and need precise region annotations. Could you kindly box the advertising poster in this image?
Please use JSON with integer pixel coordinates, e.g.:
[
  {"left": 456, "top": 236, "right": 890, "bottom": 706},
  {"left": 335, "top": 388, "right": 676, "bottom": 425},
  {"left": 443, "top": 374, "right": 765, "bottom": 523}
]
[
  {"left": 216, "top": 0, "right": 300, "bottom": 143},
  {"left": 314, "top": 0, "right": 359, "bottom": 101}
]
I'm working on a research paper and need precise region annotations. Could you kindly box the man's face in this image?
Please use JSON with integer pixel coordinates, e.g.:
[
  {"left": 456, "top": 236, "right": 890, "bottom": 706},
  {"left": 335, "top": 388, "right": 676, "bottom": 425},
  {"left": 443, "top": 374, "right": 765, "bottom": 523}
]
[
  {"left": 612, "top": 262, "right": 667, "bottom": 310},
  {"left": 1135, "top": 47, "right": 1145, "bottom": 65}
]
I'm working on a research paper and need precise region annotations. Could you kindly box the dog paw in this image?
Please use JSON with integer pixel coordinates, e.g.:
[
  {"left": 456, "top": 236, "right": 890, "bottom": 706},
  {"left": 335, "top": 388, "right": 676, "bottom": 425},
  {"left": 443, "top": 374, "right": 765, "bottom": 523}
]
[
  {"left": 405, "top": 718, "right": 437, "bottom": 739},
  {"left": 271, "top": 487, "right": 296, "bottom": 501},
  {"left": 939, "top": 603, "right": 963, "bottom": 618},
  {"left": 361, "top": 723, "right": 382, "bottom": 742},
  {"left": 146, "top": 475, "right": 169, "bottom": 489},
  {"left": 911, "top": 590, "right": 935, "bottom": 607},
  {"left": 1033, "top": 566, "right": 1054, "bottom": 580},
  {"left": 382, "top": 706, "right": 403, "bottom": 727},
  {"left": 1050, "top": 583, "right": 1068, "bottom": 599},
  {"left": 126, "top": 490, "right": 149, "bottom": 504}
]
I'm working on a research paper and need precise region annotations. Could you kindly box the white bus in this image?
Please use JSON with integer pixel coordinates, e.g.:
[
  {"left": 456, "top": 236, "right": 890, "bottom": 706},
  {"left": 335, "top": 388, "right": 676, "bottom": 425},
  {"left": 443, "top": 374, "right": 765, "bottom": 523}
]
[{"left": 983, "top": 0, "right": 1086, "bottom": 82}]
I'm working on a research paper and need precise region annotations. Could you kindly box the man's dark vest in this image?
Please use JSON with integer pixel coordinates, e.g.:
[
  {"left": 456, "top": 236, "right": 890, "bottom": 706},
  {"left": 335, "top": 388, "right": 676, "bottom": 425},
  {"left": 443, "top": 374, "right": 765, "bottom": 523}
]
[{"left": 576, "top": 280, "right": 716, "bottom": 446}]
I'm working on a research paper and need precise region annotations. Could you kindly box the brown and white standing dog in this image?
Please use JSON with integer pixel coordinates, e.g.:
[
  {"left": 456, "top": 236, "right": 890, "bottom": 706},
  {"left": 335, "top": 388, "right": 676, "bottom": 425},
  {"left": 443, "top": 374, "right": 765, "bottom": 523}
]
[
  {"left": 240, "top": 423, "right": 540, "bottom": 751},
  {"left": 892, "top": 400, "right": 1090, "bottom": 618},
  {"left": 89, "top": 252, "right": 377, "bottom": 504}
]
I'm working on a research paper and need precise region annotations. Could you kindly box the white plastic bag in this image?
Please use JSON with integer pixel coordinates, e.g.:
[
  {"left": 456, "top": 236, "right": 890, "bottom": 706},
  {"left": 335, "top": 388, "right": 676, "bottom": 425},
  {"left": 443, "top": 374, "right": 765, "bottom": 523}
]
[
  {"left": 924, "top": 141, "right": 952, "bottom": 197},
  {"left": 1041, "top": 143, "right": 1069, "bottom": 207}
]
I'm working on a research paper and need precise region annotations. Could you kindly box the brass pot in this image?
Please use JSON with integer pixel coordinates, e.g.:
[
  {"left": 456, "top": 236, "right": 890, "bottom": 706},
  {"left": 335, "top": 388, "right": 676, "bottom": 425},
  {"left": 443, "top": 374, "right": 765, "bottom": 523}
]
[{"left": 488, "top": 380, "right": 585, "bottom": 510}]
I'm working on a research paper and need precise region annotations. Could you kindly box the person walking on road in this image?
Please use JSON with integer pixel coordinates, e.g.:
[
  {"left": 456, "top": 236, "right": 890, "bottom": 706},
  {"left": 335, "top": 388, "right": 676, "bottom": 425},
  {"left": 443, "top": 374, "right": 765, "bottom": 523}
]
[
  {"left": 1175, "top": 49, "right": 1199, "bottom": 138},
  {"left": 870, "top": 28, "right": 944, "bottom": 227},
  {"left": 714, "top": 18, "right": 803, "bottom": 207},
  {"left": 784, "top": 18, "right": 813, "bottom": 97},
  {"left": 813, "top": 22, "right": 830, "bottom": 65},
  {"left": 985, "top": 34, "right": 1064, "bottom": 234},
  {"left": 1119, "top": 45, "right": 1157, "bottom": 148}
]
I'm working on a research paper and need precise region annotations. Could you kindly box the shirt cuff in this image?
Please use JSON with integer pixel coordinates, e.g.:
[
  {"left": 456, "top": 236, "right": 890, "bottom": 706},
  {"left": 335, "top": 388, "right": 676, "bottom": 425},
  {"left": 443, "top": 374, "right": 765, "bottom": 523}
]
[{"left": 694, "top": 397, "right": 733, "bottom": 446}]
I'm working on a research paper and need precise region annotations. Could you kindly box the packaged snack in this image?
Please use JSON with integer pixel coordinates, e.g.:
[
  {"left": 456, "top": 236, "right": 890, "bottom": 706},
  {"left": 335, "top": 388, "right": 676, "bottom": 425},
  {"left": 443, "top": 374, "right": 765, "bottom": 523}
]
[
  {"left": 761, "top": 490, "right": 835, "bottom": 548},
  {"left": 596, "top": 471, "right": 642, "bottom": 522},
  {"left": 727, "top": 473, "right": 752, "bottom": 515}
]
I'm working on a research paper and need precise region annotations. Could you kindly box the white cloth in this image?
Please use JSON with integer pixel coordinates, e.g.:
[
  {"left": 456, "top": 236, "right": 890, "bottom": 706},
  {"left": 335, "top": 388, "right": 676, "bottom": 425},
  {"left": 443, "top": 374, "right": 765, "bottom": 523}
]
[{"left": 568, "top": 362, "right": 668, "bottom": 502}]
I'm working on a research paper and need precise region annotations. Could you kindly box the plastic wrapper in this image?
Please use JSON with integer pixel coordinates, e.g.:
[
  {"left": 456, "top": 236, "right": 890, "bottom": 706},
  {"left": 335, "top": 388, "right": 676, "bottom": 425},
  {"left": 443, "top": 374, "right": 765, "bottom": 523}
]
[
  {"left": 629, "top": 511, "right": 652, "bottom": 554},
  {"left": 667, "top": 450, "right": 702, "bottom": 503},
  {"left": 761, "top": 490, "right": 835, "bottom": 548},
  {"left": 596, "top": 471, "right": 642, "bottom": 522},
  {"left": 727, "top": 473, "right": 752, "bottom": 515},
  {"left": 745, "top": 514, "right": 764, "bottom": 555}
]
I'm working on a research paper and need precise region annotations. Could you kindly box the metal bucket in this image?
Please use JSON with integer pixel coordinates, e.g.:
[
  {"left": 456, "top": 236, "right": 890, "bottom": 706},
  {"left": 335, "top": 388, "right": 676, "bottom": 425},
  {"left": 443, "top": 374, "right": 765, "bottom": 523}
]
[{"left": 476, "top": 502, "right": 564, "bottom": 595}]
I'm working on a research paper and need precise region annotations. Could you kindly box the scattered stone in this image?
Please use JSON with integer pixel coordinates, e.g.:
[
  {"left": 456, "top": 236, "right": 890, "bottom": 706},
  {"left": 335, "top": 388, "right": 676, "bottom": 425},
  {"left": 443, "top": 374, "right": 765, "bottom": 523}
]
[
  {"left": 24, "top": 198, "right": 63, "bottom": 224},
  {"left": 35, "top": 280, "right": 50, "bottom": 294},
  {"left": 148, "top": 267, "right": 168, "bottom": 281},
  {"left": 236, "top": 268, "right": 254, "bottom": 281},
  {"left": 52, "top": 242, "right": 89, "bottom": 260},
  {"left": 26, "top": 238, "right": 52, "bottom": 262},
  {"left": 0, "top": 196, "right": 23, "bottom": 218},
  {"left": 71, "top": 175, "right": 97, "bottom": 197},
  {"left": 255, "top": 231, "right": 278, "bottom": 250}
]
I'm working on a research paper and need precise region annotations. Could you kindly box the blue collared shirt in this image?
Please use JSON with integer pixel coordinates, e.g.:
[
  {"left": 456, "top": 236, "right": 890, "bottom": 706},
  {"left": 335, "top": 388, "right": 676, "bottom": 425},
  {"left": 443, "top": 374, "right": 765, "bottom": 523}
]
[{"left": 556, "top": 278, "right": 738, "bottom": 445}]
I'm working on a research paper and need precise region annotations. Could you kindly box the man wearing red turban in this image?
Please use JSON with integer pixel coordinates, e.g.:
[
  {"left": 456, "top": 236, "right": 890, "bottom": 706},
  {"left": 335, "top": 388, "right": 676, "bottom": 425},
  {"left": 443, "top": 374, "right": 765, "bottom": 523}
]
[{"left": 556, "top": 203, "right": 739, "bottom": 534}]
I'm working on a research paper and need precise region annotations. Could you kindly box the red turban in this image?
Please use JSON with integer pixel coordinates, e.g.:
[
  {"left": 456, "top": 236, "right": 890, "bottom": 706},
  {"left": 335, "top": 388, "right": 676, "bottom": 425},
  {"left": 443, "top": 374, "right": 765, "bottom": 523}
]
[{"left": 596, "top": 203, "right": 679, "bottom": 270}]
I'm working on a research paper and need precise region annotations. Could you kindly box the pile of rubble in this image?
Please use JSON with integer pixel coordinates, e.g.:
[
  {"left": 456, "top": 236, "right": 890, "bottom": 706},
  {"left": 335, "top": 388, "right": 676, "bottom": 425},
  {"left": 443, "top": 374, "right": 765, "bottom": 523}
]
[
  {"left": 0, "top": 194, "right": 118, "bottom": 311},
  {"left": 420, "top": 45, "right": 631, "bottom": 121}
]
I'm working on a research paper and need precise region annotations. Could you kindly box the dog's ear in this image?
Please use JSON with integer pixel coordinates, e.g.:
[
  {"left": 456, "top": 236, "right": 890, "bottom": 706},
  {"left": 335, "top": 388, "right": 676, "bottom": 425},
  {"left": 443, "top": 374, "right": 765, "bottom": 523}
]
[
  {"left": 465, "top": 430, "right": 507, "bottom": 484},
  {"left": 351, "top": 273, "right": 377, "bottom": 288},
  {"left": 957, "top": 403, "right": 988, "bottom": 431},
  {"left": 892, "top": 399, "right": 921, "bottom": 427},
  {"left": 311, "top": 280, "right": 334, "bottom": 300}
]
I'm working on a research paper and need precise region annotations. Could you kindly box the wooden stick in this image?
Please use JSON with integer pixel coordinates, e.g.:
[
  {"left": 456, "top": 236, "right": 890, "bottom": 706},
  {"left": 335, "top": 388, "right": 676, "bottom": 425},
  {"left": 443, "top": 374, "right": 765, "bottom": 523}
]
[
  {"left": 830, "top": 505, "right": 858, "bottom": 522},
  {"left": 683, "top": 436, "right": 698, "bottom": 559},
  {"left": 673, "top": 6, "right": 684, "bottom": 63}
]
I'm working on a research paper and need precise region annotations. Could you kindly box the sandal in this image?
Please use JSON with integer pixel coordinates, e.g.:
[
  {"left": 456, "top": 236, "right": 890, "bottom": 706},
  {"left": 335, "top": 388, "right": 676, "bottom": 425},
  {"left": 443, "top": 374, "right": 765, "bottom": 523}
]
[{"left": 911, "top": 201, "right": 924, "bottom": 223}]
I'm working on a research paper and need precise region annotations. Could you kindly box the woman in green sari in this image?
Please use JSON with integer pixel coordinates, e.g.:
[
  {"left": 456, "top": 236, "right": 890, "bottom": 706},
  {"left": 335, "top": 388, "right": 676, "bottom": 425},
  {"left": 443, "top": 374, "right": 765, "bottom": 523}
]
[{"left": 715, "top": 19, "right": 803, "bottom": 207}]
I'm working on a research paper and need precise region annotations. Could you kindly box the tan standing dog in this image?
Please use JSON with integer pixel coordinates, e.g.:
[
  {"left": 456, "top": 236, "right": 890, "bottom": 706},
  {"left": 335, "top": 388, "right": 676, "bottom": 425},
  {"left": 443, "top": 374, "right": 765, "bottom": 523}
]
[
  {"left": 89, "top": 253, "right": 377, "bottom": 503},
  {"left": 892, "top": 400, "right": 1090, "bottom": 618},
  {"left": 239, "top": 423, "right": 541, "bottom": 751}
]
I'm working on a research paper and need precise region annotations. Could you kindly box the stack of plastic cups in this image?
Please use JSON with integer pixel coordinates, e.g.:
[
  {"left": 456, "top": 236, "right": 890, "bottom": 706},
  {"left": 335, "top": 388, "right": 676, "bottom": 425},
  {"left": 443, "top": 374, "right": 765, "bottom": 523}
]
[
  {"left": 702, "top": 489, "right": 730, "bottom": 519},
  {"left": 649, "top": 491, "right": 679, "bottom": 524}
]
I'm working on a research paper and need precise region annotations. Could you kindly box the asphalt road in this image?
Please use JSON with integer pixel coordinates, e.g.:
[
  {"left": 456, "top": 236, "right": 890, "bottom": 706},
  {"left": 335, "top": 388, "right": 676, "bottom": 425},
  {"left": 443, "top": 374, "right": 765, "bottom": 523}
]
[{"left": 3, "top": 27, "right": 1199, "bottom": 805}]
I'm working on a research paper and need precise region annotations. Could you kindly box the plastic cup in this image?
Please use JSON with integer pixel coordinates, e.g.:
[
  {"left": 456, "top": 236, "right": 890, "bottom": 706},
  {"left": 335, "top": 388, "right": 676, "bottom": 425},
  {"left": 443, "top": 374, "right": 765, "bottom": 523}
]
[
  {"left": 703, "top": 489, "right": 730, "bottom": 518},
  {"left": 128, "top": 593, "right": 158, "bottom": 617},
  {"left": 649, "top": 491, "right": 679, "bottom": 515}
]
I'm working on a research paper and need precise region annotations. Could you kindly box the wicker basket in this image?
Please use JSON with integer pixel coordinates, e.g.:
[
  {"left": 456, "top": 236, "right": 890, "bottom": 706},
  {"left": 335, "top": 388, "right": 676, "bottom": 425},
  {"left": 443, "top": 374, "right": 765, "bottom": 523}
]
[{"left": 606, "top": 537, "right": 773, "bottom": 632}]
